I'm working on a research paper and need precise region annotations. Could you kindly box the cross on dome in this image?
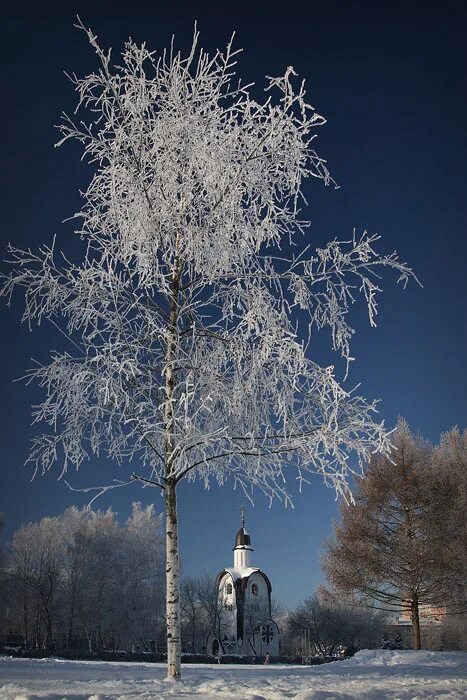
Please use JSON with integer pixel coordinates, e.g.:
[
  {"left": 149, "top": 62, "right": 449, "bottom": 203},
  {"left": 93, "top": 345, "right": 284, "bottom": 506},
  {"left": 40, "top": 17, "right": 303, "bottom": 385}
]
[{"left": 234, "top": 507, "right": 252, "bottom": 562}]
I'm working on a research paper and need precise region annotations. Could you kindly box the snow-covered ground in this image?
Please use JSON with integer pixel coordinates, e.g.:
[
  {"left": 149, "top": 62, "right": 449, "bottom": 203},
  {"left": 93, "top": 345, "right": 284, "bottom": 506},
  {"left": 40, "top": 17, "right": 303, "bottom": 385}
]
[{"left": 1, "top": 650, "right": 466, "bottom": 699}]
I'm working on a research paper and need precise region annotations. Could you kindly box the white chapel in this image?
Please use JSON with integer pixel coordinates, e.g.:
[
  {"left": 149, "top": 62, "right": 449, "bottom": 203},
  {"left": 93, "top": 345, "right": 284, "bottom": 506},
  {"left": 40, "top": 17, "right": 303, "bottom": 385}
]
[{"left": 208, "top": 508, "right": 280, "bottom": 657}]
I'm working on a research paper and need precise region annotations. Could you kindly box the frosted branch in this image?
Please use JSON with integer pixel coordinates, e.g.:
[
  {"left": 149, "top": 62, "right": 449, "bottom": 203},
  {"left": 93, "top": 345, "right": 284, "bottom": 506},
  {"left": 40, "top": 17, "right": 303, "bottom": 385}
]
[{"left": 1, "top": 26, "right": 418, "bottom": 505}]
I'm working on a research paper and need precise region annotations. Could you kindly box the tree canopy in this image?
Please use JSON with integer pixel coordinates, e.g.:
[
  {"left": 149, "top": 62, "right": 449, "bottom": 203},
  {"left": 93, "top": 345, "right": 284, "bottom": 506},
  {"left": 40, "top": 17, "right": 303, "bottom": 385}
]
[{"left": 323, "top": 420, "right": 467, "bottom": 649}]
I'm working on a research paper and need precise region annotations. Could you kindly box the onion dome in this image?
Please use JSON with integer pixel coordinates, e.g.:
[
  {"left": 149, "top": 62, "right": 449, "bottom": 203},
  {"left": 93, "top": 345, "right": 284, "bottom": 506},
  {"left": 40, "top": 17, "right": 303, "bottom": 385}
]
[{"left": 235, "top": 527, "right": 251, "bottom": 548}]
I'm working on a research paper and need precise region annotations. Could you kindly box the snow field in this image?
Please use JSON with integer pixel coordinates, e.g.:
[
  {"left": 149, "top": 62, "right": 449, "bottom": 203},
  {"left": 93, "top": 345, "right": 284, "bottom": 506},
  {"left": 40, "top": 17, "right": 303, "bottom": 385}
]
[{"left": 0, "top": 650, "right": 466, "bottom": 700}]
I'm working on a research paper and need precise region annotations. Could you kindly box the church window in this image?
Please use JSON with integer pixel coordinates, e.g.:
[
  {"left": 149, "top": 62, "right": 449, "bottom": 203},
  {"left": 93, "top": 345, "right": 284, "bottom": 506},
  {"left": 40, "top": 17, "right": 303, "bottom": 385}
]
[
  {"left": 226, "top": 583, "right": 232, "bottom": 594},
  {"left": 251, "top": 583, "right": 258, "bottom": 596}
]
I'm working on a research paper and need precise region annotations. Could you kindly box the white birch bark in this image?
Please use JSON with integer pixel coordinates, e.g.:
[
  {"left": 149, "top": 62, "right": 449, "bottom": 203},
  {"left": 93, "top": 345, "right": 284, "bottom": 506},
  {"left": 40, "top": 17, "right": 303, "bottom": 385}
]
[
  {"left": 165, "top": 479, "right": 181, "bottom": 677},
  {"left": 164, "top": 232, "right": 182, "bottom": 677}
]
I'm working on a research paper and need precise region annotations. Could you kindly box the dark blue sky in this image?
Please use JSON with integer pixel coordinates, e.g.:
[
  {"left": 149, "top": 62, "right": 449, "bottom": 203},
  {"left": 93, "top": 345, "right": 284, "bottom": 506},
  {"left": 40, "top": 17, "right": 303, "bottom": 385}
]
[{"left": 1, "top": 1, "right": 466, "bottom": 606}]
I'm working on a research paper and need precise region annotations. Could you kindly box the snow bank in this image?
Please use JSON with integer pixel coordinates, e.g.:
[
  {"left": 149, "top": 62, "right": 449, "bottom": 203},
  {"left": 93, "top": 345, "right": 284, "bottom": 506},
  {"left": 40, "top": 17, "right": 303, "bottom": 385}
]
[
  {"left": 348, "top": 648, "right": 466, "bottom": 666},
  {"left": 0, "top": 650, "right": 466, "bottom": 699}
]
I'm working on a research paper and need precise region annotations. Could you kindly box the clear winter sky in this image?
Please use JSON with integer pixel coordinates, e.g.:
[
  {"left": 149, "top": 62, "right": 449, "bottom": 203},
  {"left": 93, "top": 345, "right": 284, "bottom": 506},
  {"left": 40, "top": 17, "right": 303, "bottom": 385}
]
[{"left": 0, "top": 1, "right": 466, "bottom": 607}]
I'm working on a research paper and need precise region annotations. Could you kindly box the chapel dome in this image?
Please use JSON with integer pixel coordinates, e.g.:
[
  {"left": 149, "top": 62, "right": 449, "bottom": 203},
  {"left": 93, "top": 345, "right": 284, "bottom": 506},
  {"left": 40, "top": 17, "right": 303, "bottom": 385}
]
[{"left": 234, "top": 527, "right": 251, "bottom": 548}]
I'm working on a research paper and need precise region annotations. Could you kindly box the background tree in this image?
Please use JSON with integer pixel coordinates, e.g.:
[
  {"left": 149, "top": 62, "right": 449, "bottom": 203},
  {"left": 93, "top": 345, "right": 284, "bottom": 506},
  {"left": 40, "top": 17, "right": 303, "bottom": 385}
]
[
  {"left": 1, "top": 22, "right": 417, "bottom": 678},
  {"left": 0, "top": 514, "right": 3, "bottom": 563},
  {"left": 118, "top": 503, "right": 165, "bottom": 651},
  {"left": 180, "top": 576, "right": 207, "bottom": 654},
  {"left": 431, "top": 427, "right": 467, "bottom": 651},
  {"left": 288, "top": 587, "right": 382, "bottom": 658},
  {"left": 9, "top": 517, "right": 63, "bottom": 652},
  {"left": 195, "top": 574, "right": 231, "bottom": 654},
  {"left": 322, "top": 420, "right": 466, "bottom": 650},
  {"left": 3, "top": 505, "right": 164, "bottom": 653},
  {"left": 60, "top": 507, "right": 88, "bottom": 650},
  {"left": 0, "top": 515, "right": 8, "bottom": 648},
  {"left": 431, "top": 428, "right": 467, "bottom": 619},
  {"left": 180, "top": 573, "right": 229, "bottom": 654}
]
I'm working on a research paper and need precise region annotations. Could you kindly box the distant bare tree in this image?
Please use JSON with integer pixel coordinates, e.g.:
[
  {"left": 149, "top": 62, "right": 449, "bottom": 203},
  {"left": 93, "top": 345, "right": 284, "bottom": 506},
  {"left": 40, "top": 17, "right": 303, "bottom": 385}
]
[
  {"left": 9, "top": 517, "right": 63, "bottom": 651},
  {"left": 195, "top": 574, "right": 230, "bottom": 652},
  {"left": 119, "top": 503, "right": 165, "bottom": 650},
  {"left": 288, "top": 587, "right": 381, "bottom": 658},
  {"left": 431, "top": 428, "right": 467, "bottom": 619},
  {"left": 0, "top": 515, "right": 7, "bottom": 646},
  {"left": 0, "top": 514, "right": 4, "bottom": 563},
  {"left": 323, "top": 420, "right": 466, "bottom": 650},
  {"left": 441, "top": 612, "right": 467, "bottom": 652},
  {"left": 60, "top": 507, "right": 89, "bottom": 650},
  {"left": 180, "top": 576, "right": 206, "bottom": 653}
]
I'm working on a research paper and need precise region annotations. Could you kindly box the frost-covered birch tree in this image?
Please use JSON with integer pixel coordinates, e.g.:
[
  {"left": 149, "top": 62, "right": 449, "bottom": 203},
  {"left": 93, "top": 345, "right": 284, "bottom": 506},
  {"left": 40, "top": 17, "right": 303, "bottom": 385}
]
[{"left": 2, "top": 21, "right": 417, "bottom": 678}]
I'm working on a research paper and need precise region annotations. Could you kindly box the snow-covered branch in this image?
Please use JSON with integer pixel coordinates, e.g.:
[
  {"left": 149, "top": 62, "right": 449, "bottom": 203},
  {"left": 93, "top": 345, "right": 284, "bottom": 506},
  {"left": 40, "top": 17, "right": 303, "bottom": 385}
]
[{"left": 2, "top": 26, "right": 418, "bottom": 507}]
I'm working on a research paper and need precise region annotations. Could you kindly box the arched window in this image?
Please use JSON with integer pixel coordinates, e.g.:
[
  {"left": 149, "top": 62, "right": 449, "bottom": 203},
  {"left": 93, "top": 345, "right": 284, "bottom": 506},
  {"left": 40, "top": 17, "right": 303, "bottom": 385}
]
[
  {"left": 226, "top": 583, "right": 232, "bottom": 595},
  {"left": 251, "top": 583, "right": 258, "bottom": 596}
]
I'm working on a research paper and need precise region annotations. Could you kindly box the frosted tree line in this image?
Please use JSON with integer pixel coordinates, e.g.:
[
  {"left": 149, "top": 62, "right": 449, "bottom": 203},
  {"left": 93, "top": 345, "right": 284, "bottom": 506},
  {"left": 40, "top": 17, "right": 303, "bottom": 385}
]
[
  {"left": 0, "top": 504, "right": 165, "bottom": 654},
  {"left": 1, "top": 21, "right": 418, "bottom": 678}
]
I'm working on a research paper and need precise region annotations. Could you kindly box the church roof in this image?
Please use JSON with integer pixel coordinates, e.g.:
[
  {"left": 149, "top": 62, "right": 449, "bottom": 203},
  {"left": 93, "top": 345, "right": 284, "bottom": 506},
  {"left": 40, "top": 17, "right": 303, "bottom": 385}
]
[
  {"left": 234, "top": 527, "right": 251, "bottom": 548},
  {"left": 218, "top": 567, "right": 273, "bottom": 596},
  {"left": 223, "top": 566, "right": 259, "bottom": 582}
]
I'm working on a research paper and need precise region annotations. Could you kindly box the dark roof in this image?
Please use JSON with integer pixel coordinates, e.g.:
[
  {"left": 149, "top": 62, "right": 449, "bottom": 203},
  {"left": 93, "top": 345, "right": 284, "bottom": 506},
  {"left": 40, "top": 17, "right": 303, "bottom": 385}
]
[{"left": 234, "top": 527, "right": 251, "bottom": 548}]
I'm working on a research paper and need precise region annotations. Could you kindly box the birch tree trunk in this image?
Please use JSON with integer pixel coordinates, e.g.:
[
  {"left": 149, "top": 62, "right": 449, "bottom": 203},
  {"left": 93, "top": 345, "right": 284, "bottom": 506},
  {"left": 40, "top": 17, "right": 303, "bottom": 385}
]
[
  {"left": 164, "top": 237, "right": 182, "bottom": 679},
  {"left": 165, "top": 478, "right": 181, "bottom": 678}
]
